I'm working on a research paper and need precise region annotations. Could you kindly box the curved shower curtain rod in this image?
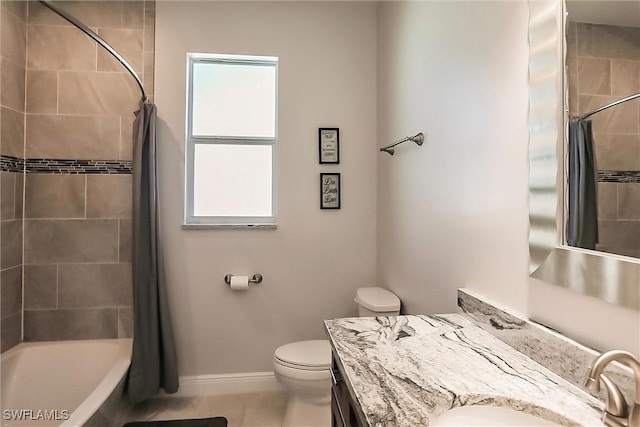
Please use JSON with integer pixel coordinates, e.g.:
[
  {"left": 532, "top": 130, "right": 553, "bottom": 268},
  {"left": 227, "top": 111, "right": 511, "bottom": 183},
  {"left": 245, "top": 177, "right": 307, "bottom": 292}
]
[
  {"left": 39, "top": 0, "right": 147, "bottom": 101},
  {"left": 577, "top": 92, "right": 640, "bottom": 121}
]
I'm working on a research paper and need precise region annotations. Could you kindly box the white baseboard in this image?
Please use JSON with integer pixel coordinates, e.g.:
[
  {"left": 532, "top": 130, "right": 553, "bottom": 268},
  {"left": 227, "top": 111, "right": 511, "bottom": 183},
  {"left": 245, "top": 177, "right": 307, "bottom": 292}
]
[{"left": 159, "top": 371, "right": 284, "bottom": 398}]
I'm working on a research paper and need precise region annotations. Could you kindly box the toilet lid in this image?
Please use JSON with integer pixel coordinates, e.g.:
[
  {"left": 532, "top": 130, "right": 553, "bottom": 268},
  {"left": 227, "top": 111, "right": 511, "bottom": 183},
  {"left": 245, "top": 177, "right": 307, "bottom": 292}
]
[
  {"left": 274, "top": 340, "right": 331, "bottom": 370},
  {"left": 355, "top": 287, "right": 400, "bottom": 312}
]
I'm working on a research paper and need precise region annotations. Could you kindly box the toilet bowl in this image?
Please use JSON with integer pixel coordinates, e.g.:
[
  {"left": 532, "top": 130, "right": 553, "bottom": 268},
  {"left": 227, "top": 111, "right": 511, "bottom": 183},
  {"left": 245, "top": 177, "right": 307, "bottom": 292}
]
[
  {"left": 273, "top": 287, "right": 401, "bottom": 427},
  {"left": 273, "top": 340, "right": 332, "bottom": 427}
]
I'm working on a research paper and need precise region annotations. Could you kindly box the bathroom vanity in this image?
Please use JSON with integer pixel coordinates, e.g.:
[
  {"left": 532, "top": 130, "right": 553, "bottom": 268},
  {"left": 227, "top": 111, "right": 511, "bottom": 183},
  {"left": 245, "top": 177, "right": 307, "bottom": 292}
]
[{"left": 325, "top": 314, "right": 604, "bottom": 426}]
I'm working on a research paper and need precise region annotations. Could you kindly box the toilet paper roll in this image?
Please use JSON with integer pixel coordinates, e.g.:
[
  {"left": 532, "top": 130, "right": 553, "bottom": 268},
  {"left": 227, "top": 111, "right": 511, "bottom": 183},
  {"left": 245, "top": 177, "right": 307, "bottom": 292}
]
[{"left": 230, "top": 275, "right": 249, "bottom": 291}]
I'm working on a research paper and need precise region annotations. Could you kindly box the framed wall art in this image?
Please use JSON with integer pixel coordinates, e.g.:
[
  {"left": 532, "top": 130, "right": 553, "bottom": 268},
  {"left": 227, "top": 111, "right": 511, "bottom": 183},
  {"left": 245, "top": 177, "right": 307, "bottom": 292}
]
[
  {"left": 320, "top": 173, "right": 341, "bottom": 209},
  {"left": 319, "top": 128, "right": 339, "bottom": 164}
]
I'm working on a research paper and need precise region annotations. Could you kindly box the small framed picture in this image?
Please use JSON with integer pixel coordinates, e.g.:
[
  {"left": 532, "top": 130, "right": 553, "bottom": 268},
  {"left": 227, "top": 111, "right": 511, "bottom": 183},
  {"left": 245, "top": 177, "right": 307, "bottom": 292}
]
[
  {"left": 320, "top": 173, "right": 341, "bottom": 210},
  {"left": 319, "top": 128, "right": 340, "bottom": 164}
]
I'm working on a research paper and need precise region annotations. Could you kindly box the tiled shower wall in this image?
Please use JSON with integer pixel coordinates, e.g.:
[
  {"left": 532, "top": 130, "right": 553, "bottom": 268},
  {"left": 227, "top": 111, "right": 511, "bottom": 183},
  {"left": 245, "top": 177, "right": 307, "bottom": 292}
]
[
  {"left": 567, "top": 21, "right": 640, "bottom": 258},
  {"left": 0, "top": 0, "right": 27, "bottom": 352},
  {"left": 1, "top": 1, "right": 155, "bottom": 346}
]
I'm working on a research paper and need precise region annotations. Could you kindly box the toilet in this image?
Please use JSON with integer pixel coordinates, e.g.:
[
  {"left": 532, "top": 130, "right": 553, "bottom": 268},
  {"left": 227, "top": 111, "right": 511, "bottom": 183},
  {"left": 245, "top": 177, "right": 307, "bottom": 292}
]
[{"left": 273, "top": 287, "right": 401, "bottom": 427}]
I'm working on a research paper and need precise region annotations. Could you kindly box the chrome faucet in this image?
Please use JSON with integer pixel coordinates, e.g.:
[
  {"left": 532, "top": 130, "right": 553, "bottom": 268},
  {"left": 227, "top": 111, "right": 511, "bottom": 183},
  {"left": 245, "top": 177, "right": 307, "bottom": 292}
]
[{"left": 584, "top": 350, "right": 640, "bottom": 427}]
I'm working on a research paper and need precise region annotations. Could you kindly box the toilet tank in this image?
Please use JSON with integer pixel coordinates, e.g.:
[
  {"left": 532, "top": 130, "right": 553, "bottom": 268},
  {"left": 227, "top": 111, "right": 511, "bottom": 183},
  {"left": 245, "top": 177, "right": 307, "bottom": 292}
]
[{"left": 354, "top": 287, "right": 401, "bottom": 317}]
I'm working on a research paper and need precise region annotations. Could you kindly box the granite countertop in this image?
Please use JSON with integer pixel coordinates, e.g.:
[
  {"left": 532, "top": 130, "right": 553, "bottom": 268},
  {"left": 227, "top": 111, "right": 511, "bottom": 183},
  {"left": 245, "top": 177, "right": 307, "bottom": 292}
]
[{"left": 324, "top": 314, "right": 604, "bottom": 426}]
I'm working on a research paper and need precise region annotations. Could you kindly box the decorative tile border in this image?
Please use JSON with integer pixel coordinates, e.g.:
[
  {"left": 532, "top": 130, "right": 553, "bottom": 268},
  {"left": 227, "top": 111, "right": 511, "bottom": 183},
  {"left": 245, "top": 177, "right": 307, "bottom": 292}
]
[
  {"left": 598, "top": 170, "right": 640, "bottom": 183},
  {"left": 25, "top": 158, "right": 133, "bottom": 174},
  {"left": 1, "top": 155, "right": 132, "bottom": 174},
  {"left": 0, "top": 156, "right": 24, "bottom": 173}
]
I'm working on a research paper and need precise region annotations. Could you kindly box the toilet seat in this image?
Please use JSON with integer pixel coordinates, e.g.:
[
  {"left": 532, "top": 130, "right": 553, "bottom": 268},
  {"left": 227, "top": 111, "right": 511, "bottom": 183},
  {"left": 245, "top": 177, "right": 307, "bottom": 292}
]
[{"left": 274, "top": 340, "right": 331, "bottom": 372}]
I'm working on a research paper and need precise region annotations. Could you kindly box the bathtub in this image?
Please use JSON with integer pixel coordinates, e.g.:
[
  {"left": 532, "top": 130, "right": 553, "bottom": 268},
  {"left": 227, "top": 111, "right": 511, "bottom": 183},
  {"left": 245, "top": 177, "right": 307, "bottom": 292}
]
[{"left": 1, "top": 339, "right": 132, "bottom": 427}]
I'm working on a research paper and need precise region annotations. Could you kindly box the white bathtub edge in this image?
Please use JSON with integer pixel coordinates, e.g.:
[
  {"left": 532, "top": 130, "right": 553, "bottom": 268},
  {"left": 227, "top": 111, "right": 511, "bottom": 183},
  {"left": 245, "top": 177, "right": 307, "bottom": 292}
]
[
  {"left": 158, "top": 372, "right": 284, "bottom": 398},
  {"left": 60, "top": 340, "right": 132, "bottom": 427}
]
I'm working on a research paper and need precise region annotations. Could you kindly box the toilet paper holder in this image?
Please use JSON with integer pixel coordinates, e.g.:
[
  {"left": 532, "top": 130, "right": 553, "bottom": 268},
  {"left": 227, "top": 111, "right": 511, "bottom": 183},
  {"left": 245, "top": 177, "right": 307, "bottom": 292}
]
[{"left": 224, "top": 273, "right": 263, "bottom": 286}]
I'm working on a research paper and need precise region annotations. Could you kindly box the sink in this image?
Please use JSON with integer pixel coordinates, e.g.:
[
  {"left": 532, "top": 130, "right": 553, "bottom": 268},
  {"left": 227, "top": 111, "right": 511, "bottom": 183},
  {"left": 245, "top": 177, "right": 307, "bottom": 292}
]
[{"left": 430, "top": 405, "right": 561, "bottom": 426}]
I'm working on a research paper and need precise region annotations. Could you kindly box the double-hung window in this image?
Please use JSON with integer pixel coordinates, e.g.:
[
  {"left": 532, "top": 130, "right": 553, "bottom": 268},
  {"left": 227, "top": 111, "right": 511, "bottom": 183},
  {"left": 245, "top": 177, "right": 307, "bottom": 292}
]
[{"left": 185, "top": 53, "right": 278, "bottom": 226}]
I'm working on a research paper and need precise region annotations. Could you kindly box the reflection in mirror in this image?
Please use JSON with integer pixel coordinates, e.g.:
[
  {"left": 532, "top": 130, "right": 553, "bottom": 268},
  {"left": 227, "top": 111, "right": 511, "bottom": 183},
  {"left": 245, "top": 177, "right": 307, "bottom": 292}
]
[
  {"left": 527, "top": 0, "right": 639, "bottom": 312},
  {"left": 565, "top": 1, "right": 640, "bottom": 258}
]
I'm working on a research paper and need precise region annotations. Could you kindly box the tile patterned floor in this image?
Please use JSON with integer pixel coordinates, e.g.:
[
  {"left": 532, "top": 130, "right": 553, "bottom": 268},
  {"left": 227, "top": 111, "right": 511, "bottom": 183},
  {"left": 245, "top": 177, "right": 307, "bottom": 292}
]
[{"left": 126, "top": 391, "right": 287, "bottom": 427}]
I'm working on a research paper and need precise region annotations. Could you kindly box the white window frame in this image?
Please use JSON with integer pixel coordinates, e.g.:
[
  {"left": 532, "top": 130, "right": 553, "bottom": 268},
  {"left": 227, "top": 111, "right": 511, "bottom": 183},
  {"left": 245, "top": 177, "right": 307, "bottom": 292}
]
[{"left": 184, "top": 53, "right": 278, "bottom": 227}]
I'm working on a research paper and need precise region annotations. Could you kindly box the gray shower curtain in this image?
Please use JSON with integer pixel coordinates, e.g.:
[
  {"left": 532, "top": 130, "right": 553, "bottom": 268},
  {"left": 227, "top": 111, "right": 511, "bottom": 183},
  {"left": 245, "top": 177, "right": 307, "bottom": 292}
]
[
  {"left": 128, "top": 100, "right": 179, "bottom": 403},
  {"left": 567, "top": 119, "right": 598, "bottom": 250}
]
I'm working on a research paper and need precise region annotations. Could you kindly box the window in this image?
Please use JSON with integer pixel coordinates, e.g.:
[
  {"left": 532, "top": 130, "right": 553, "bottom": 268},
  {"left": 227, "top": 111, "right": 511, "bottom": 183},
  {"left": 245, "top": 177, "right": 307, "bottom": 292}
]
[{"left": 185, "top": 53, "right": 278, "bottom": 226}]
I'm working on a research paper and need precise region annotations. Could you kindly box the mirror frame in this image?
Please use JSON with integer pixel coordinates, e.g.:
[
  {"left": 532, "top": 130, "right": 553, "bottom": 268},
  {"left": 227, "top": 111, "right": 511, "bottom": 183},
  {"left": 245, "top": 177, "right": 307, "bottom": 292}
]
[{"left": 527, "top": 0, "right": 639, "bottom": 311}]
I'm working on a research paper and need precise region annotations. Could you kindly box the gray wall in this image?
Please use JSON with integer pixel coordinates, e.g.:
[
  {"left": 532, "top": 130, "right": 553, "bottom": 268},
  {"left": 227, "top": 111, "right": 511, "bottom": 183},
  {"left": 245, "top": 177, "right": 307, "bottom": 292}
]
[
  {"left": 376, "top": 1, "right": 531, "bottom": 315},
  {"left": 1, "top": 0, "right": 27, "bottom": 352},
  {"left": 155, "top": 1, "right": 378, "bottom": 375}
]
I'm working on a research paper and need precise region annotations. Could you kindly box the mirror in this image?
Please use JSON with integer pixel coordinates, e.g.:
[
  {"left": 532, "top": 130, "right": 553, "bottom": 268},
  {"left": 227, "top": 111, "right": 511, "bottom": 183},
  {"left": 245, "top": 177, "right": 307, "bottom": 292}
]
[
  {"left": 527, "top": 0, "right": 640, "bottom": 311},
  {"left": 565, "top": 0, "right": 640, "bottom": 259}
]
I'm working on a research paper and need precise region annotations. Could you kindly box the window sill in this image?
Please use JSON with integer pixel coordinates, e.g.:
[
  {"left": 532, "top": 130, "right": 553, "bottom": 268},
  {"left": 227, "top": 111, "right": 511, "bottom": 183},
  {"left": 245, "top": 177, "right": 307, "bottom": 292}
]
[{"left": 181, "top": 223, "right": 278, "bottom": 230}]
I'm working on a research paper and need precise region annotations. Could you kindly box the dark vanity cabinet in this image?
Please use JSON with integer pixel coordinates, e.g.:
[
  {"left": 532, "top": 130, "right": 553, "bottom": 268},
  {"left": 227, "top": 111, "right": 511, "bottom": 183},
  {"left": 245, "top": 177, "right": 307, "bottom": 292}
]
[{"left": 330, "top": 352, "right": 367, "bottom": 427}]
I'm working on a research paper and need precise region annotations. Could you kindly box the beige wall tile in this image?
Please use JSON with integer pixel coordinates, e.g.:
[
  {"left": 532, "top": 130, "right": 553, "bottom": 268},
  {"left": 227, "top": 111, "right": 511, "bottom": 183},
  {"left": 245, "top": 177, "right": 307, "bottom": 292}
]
[
  {"left": 27, "top": 25, "right": 96, "bottom": 71},
  {"left": 597, "top": 182, "right": 617, "bottom": 220},
  {"left": 58, "top": 262, "right": 132, "bottom": 308},
  {"left": 596, "top": 244, "right": 640, "bottom": 258},
  {"left": 1, "top": 59, "right": 25, "bottom": 111},
  {"left": 592, "top": 24, "right": 640, "bottom": 61},
  {"left": 144, "top": 8, "right": 155, "bottom": 53},
  {"left": 577, "top": 57, "right": 610, "bottom": 96},
  {"left": 119, "top": 219, "right": 131, "bottom": 262},
  {"left": 26, "top": 1, "right": 67, "bottom": 26},
  {"left": 1, "top": 312, "right": 22, "bottom": 352},
  {"left": 2, "top": 1, "right": 28, "bottom": 21},
  {"left": 24, "top": 264, "right": 57, "bottom": 310},
  {"left": 1, "top": 219, "right": 23, "bottom": 269},
  {"left": 26, "top": 70, "right": 58, "bottom": 114},
  {"left": 86, "top": 174, "right": 132, "bottom": 219},
  {"left": 13, "top": 0, "right": 157, "bottom": 343},
  {"left": 566, "top": 21, "right": 577, "bottom": 39},
  {"left": 1, "top": 172, "right": 16, "bottom": 220},
  {"left": 58, "top": 71, "right": 141, "bottom": 116},
  {"left": 120, "top": 116, "right": 135, "bottom": 160},
  {"left": 25, "top": 174, "right": 85, "bottom": 219},
  {"left": 118, "top": 307, "right": 133, "bottom": 338},
  {"left": 28, "top": 1, "right": 122, "bottom": 28},
  {"left": 97, "top": 28, "right": 143, "bottom": 73},
  {"left": 615, "top": 247, "right": 640, "bottom": 258},
  {"left": 24, "top": 219, "right": 118, "bottom": 264},
  {"left": 0, "top": 107, "right": 24, "bottom": 158},
  {"left": 593, "top": 133, "right": 640, "bottom": 171},
  {"left": 123, "top": 1, "right": 144, "bottom": 30},
  {"left": 598, "top": 219, "right": 640, "bottom": 248},
  {"left": 144, "top": 52, "right": 154, "bottom": 96},
  {"left": 566, "top": 38, "right": 577, "bottom": 77},
  {"left": 26, "top": 114, "right": 120, "bottom": 160},
  {"left": 14, "top": 173, "right": 23, "bottom": 219},
  {"left": 145, "top": 1, "right": 155, "bottom": 11},
  {"left": 611, "top": 60, "right": 640, "bottom": 96},
  {"left": 568, "top": 78, "right": 578, "bottom": 116},
  {"left": 618, "top": 183, "right": 640, "bottom": 220},
  {"left": 1, "top": 6, "right": 26, "bottom": 66},
  {"left": 1, "top": 266, "right": 22, "bottom": 317},
  {"left": 24, "top": 308, "right": 118, "bottom": 341},
  {"left": 580, "top": 95, "right": 639, "bottom": 134},
  {"left": 576, "top": 23, "right": 593, "bottom": 57}
]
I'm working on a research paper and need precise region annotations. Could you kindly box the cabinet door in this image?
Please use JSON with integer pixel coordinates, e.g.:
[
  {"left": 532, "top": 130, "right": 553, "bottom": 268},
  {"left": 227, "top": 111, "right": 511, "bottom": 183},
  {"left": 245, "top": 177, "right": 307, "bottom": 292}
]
[
  {"left": 331, "top": 385, "right": 345, "bottom": 427},
  {"left": 331, "top": 354, "right": 367, "bottom": 427}
]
